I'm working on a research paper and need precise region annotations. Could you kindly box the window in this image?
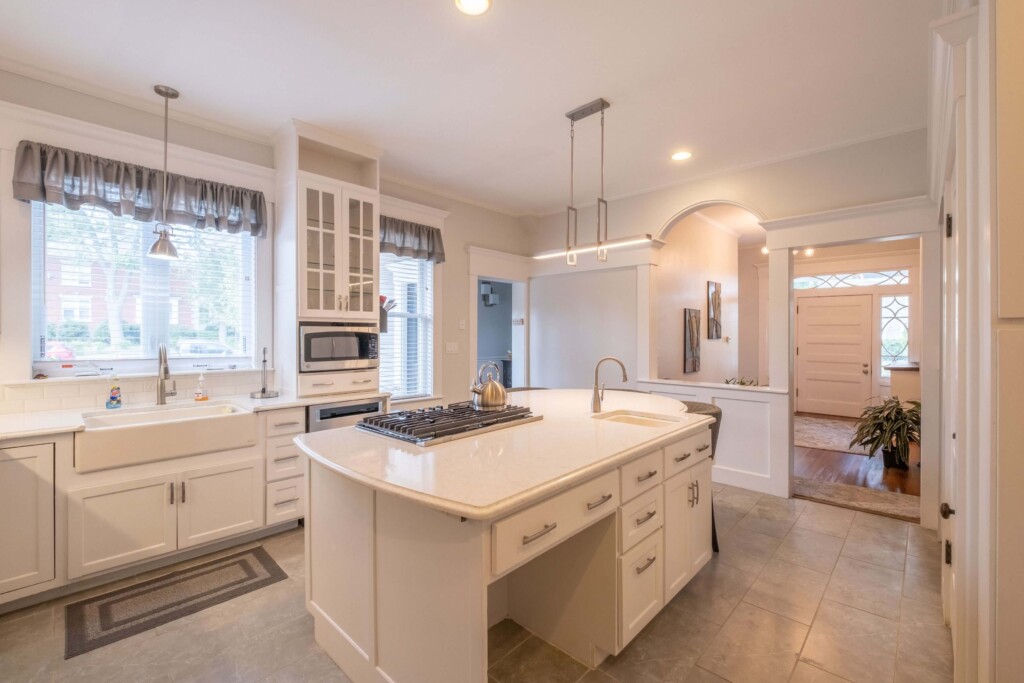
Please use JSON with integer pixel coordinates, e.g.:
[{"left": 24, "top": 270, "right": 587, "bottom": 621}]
[
  {"left": 378, "top": 252, "right": 434, "bottom": 400},
  {"left": 793, "top": 269, "right": 909, "bottom": 290},
  {"left": 880, "top": 295, "right": 910, "bottom": 377},
  {"left": 32, "top": 202, "right": 256, "bottom": 372}
]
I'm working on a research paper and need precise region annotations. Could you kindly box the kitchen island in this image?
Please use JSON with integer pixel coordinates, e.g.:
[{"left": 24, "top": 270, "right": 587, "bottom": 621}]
[{"left": 295, "top": 389, "right": 716, "bottom": 683}]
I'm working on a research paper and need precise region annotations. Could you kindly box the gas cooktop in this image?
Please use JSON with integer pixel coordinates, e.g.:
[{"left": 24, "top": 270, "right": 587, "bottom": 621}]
[{"left": 356, "top": 401, "right": 542, "bottom": 446}]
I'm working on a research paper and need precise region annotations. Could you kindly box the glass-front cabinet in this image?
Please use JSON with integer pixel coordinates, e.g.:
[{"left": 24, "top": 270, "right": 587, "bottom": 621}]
[{"left": 298, "top": 175, "right": 379, "bottom": 322}]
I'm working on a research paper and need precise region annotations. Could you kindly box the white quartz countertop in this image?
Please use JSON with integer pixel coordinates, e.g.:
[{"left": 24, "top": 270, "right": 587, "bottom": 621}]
[
  {"left": 0, "top": 389, "right": 389, "bottom": 442},
  {"left": 295, "top": 389, "right": 715, "bottom": 521}
]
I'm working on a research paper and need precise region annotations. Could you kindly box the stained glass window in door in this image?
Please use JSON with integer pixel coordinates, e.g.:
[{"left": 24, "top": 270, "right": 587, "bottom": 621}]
[{"left": 880, "top": 295, "right": 910, "bottom": 377}]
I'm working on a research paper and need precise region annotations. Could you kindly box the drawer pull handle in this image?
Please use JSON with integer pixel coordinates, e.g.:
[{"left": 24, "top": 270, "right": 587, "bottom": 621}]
[
  {"left": 675, "top": 452, "right": 692, "bottom": 463},
  {"left": 274, "top": 455, "right": 299, "bottom": 463},
  {"left": 274, "top": 421, "right": 301, "bottom": 428},
  {"left": 635, "top": 510, "right": 657, "bottom": 526},
  {"left": 169, "top": 482, "right": 175, "bottom": 505},
  {"left": 694, "top": 480, "right": 700, "bottom": 505},
  {"left": 522, "top": 522, "right": 558, "bottom": 546},
  {"left": 312, "top": 382, "right": 335, "bottom": 387},
  {"left": 353, "top": 379, "right": 373, "bottom": 384},
  {"left": 696, "top": 444, "right": 710, "bottom": 452},
  {"left": 687, "top": 482, "right": 694, "bottom": 507},
  {"left": 587, "top": 493, "right": 613, "bottom": 511},
  {"left": 274, "top": 498, "right": 300, "bottom": 506},
  {"left": 635, "top": 556, "right": 657, "bottom": 575},
  {"left": 636, "top": 470, "right": 658, "bottom": 483}
]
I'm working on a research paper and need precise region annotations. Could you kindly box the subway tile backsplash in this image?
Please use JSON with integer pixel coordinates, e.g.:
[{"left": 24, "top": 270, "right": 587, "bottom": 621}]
[{"left": 0, "top": 371, "right": 271, "bottom": 414}]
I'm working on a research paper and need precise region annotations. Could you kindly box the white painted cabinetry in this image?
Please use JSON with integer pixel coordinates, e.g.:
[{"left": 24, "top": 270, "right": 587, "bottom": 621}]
[
  {"left": 262, "top": 408, "right": 306, "bottom": 524},
  {"left": 618, "top": 528, "right": 664, "bottom": 649},
  {"left": 298, "top": 175, "right": 379, "bottom": 323},
  {"left": 663, "top": 452, "right": 714, "bottom": 601},
  {"left": 68, "top": 458, "right": 263, "bottom": 579},
  {"left": 0, "top": 443, "right": 55, "bottom": 594}
]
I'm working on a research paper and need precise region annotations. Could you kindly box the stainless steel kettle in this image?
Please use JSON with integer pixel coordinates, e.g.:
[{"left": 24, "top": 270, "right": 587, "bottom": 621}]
[{"left": 471, "top": 361, "right": 507, "bottom": 411}]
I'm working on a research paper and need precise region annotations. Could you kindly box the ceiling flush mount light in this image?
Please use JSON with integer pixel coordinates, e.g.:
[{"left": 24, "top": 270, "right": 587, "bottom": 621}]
[
  {"left": 564, "top": 97, "right": 612, "bottom": 266},
  {"left": 455, "top": 0, "right": 491, "bottom": 15},
  {"left": 148, "top": 84, "right": 180, "bottom": 261},
  {"left": 671, "top": 151, "right": 692, "bottom": 161}
]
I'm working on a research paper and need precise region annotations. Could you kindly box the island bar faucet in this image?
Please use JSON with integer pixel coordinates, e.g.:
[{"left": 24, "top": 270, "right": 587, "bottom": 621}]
[
  {"left": 156, "top": 343, "right": 177, "bottom": 405},
  {"left": 592, "top": 356, "right": 628, "bottom": 413}
]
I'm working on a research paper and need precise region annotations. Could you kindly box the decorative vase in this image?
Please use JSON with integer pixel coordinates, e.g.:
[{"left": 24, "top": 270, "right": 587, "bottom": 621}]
[{"left": 881, "top": 447, "right": 909, "bottom": 471}]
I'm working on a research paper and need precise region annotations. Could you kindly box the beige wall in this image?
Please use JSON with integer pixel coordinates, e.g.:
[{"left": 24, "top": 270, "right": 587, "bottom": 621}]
[
  {"left": 379, "top": 180, "right": 529, "bottom": 405},
  {"left": 655, "top": 215, "right": 738, "bottom": 383},
  {"left": 737, "top": 245, "right": 765, "bottom": 382}
]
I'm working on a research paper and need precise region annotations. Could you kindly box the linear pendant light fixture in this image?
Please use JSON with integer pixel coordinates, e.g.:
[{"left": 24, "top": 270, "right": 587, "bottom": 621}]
[
  {"left": 552, "top": 97, "right": 652, "bottom": 265},
  {"left": 148, "top": 84, "right": 181, "bottom": 261}
]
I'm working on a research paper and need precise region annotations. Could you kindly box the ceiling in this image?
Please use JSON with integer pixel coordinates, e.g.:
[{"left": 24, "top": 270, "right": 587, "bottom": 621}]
[
  {"left": 0, "top": 0, "right": 942, "bottom": 216},
  {"left": 689, "top": 205, "right": 766, "bottom": 245}
]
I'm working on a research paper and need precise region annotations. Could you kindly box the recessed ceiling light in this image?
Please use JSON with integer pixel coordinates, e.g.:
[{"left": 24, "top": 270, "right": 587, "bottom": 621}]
[
  {"left": 670, "top": 151, "right": 693, "bottom": 161},
  {"left": 804, "top": 248, "right": 815, "bottom": 256},
  {"left": 455, "top": 0, "right": 491, "bottom": 15},
  {"left": 792, "top": 249, "right": 800, "bottom": 255},
  {"left": 760, "top": 246, "right": 769, "bottom": 255}
]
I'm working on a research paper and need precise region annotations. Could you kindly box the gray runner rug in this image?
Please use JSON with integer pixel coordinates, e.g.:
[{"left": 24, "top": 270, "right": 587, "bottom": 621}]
[{"left": 65, "top": 546, "right": 286, "bottom": 659}]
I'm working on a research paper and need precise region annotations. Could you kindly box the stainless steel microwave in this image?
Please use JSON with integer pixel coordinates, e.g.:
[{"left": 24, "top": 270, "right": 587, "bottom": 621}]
[{"left": 299, "top": 324, "right": 379, "bottom": 372}]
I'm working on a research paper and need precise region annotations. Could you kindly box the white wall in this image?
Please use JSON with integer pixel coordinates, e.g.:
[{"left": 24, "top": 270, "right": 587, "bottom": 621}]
[
  {"left": 529, "top": 268, "right": 638, "bottom": 390},
  {"left": 655, "top": 214, "right": 738, "bottom": 383},
  {"left": 737, "top": 245, "right": 764, "bottom": 382}
]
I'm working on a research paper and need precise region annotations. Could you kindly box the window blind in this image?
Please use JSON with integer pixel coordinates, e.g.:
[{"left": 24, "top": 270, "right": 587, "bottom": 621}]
[
  {"left": 379, "top": 252, "right": 434, "bottom": 400},
  {"left": 31, "top": 202, "right": 256, "bottom": 374}
]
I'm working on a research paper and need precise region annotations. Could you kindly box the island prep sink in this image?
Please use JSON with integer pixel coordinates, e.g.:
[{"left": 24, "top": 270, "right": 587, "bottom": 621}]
[
  {"left": 592, "top": 410, "right": 684, "bottom": 427},
  {"left": 74, "top": 402, "right": 258, "bottom": 472}
]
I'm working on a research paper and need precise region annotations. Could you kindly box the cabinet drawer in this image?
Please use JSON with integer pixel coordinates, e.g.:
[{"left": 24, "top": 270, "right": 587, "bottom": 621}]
[
  {"left": 264, "top": 408, "right": 306, "bottom": 438},
  {"left": 618, "top": 486, "right": 663, "bottom": 554},
  {"left": 618, "top": 528, "right": 664, "bottom": 650},
  {"left": 266, "top": 434, "right": 306, "bottom": 482},
  {"left": 492, "top": 469, "right": 619, "bottom": 576},
  {"left": 620, "top": 450, "right": 663, "bottom": 503},
  {"left": 297, "top": 370, "right": 378, "bottom": 397},
  {"left": 267, "top": 477, "right": 305, "bottom": 524},
  {"left": 663, "top": 428, "right": 712, "bottom": 479}
]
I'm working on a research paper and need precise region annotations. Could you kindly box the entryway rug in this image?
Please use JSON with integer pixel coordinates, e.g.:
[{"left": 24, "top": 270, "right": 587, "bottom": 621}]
[
  {"left": 794, "top": 476, "right": 920, "bottom": 523},
  {"left": 794, "top": 414, "right": 871, "bottom": 455},
  {"left": 64, "top": 546, "right": 286, "bottom": 658}
]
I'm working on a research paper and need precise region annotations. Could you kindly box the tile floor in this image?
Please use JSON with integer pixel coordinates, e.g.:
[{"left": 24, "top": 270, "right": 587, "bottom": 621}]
[{"left": 0, "top": 485, "right": 953, "bottom": 683}]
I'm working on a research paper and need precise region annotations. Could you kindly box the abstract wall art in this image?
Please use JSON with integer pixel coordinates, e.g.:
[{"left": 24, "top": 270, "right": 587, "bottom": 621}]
[
  {"left": 684, "top": 308, "right": 701, "bottom": 373},
  {"left": 707, "top": 280, "right": 722, "bottom": 340}
]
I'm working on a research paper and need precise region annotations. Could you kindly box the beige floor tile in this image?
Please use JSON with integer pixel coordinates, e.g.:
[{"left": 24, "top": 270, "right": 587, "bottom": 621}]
[
  {"left": 488, "top": 635, "right": 588, "bottom": 683},
  {"left": 895, "top": 623, "right": 953, "bottom": 683},
  {"left": 714, "top": 486, "right": 763, "bottom": 515},
  {"left": 841, "top": 523, "right": 907, "bottom": 571},
  {"left": 774, "top": 527, "right": 845, "bottom": 575},
  {"left": 489, "top": 619, "right": 531, "bottom": 667},
  {"left": 716, "top": 524, "right": 782, "bottom": 574},
  {"left": 744, "top": 557, "right": 829, "bottom": 625},
  {"left": 599, "top": 600, "right": 719, "bottom": 679},
  {"left": 697, "top": 602, "right": 807, "bottom": 683},
  {"left": 737, "top": 498, "right": 804, "bottom": 538},
  {"left": 264, "top": 649, "right": 353, "bottom": 683},
  {"left": 907, "top": 525, "right": 940, "bottom": 558},
  {"left": 712, "top": 504, "right": 746, "bottom": 537},
  {"left": 899, "top": 596, "right": 946, "bottom": 627},
  {"left": 903, "top": 551, "right": 942, "bottom": 606},
  {"left": 824, "top": 556, "right": 904, "bottom": 621},
  {"left": 790, "top": 661, "right": 851, "bottom": 682},
  {"left": 579, "top": 669, "right": 620, "bottom": 682},
  {"left": 851, "top": 512, "right": 909, "bottom": 542},
  {"left": 795, "top": 502, "right": 855, "bottom": 539},
  {"left": 801, "top": 600, "right": 899, "bottom": 683},
  {"left": 670, "top": 558, "right": 758, "bottom": 625}
]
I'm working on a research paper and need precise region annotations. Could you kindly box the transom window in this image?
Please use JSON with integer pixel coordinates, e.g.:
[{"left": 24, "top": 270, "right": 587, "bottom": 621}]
[
  {"left": 32, "top": 202, "right": 256, "bottom": 375},
  {"left": 793, "top": 269, "right": 909, "bottom": 290},
  {"left": 378, "top": 252, "right": 434, "bottom": 400}
]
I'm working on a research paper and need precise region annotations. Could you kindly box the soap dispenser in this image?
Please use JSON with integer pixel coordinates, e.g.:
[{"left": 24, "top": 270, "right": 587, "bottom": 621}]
[{"left": 194, "top": 373, "right": 209, "bottom": 401}]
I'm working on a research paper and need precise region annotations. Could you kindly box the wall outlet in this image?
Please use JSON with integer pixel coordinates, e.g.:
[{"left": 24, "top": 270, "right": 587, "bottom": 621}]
[
  {"left": 459, "top": 319, "right": 466, "bottom": 330},
  {"left": 446, "top": 342, "right": 459, "bottom": 354}
]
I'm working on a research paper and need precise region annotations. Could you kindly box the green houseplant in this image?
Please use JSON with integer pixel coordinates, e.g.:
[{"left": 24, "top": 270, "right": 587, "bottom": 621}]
[{"left": 849, "top": 397, "right": 921, "bottom": 470}]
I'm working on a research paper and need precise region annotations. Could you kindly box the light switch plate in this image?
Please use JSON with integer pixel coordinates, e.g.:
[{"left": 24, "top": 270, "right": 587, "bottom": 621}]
[
  {"left": 445, "top": 342, "right": 458, "bottom": 354},
  {"left": 459, "top": 319, "right": 466, "bottom": 330}
]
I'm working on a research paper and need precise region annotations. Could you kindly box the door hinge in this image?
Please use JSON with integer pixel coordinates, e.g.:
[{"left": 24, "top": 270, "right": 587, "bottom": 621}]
[
  {"left": 945, "top": 540, "right": 952, "bottom": 565},
  {"left": 796, "top": 305, "right": 800, "bottom": 314},
  {"left": 796, "top": 346, "right": 799, "bottom": 356},
  {"left": 796, "top": 388, "right": 800, "bottom": 397},
  {"left": 946, "top": 213, "right": 953, "bottom": 238}
]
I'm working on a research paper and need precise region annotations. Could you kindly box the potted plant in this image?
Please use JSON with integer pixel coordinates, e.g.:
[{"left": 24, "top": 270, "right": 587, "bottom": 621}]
[{"left": 849, "top": 397, "right": 921, "bottom": 470}]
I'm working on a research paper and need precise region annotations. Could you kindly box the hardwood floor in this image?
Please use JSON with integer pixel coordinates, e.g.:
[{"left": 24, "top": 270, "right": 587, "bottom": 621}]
[{"left": 793, "top": 444, "right": 921, "bottom": 496}]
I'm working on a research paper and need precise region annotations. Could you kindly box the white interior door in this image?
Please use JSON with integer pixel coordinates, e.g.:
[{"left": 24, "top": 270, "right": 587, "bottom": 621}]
[{"left": 796, "top": 294, "right": 873, "bottom": 417}]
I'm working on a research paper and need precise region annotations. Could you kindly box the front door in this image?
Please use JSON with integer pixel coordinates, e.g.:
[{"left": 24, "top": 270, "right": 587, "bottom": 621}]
[{"left": 796, "top": 294, "right": 873, "bottom": 417}]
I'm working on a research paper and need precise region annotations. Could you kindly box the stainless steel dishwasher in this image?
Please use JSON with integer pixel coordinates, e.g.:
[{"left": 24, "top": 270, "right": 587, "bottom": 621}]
[{"left": 307, "top": 396, "right": 388, "bottom": 432}]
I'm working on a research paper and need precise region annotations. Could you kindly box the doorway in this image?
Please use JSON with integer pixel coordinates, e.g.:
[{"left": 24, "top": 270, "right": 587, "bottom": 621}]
[{"left": 474, "top": 279, "right": 527, "bottom": 389}]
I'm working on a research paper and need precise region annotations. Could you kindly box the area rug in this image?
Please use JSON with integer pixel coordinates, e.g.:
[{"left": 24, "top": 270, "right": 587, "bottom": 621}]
[
  {"left": 794, "top": 414, "right": 870, "bottom": 455},
  {"left": 794, "top": 476, "right": 920, "bottom": 523},
  {"left": 65, "top": 546, "right": 286, "bottom": 658}
]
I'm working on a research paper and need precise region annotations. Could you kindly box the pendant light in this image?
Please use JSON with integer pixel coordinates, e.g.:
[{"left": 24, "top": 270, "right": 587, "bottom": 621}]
[
  {"left": 563, "top": 98, "right": 613, "bottom": 266},
  {"left": 148, "top": 84, "right": 180, "bottom": 261}
]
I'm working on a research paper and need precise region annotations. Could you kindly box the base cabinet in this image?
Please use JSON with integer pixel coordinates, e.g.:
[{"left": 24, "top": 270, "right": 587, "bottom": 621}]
[
  {"left": 0, "top": 443, "right": 55, "bottom": 594},
  {"left": 618, "top": 529, "right": 664, "bottom": 650},
  {"left": 663, "top": 456, "right": 714, "bottom": 602},
  {"left": 68, "top": 459, "right": 262, "bottom": 579},
  {"left": 689, "top": 457, "right": 714, "bottom": 577}
]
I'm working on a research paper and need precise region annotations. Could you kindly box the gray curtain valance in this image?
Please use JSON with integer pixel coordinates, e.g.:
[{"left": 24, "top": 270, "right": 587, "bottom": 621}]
[
  {"left": 12, "top": 140, "right": 268, "bottom": 237},
  {"left": 380, "top": 215, "right": 445, "bottom": 263}
]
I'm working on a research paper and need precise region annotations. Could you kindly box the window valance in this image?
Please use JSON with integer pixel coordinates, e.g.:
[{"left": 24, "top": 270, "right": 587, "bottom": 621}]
[
  {"left": 380, "top": 215, "right": 446, "bottom": 263},
  {"left": 12, "top": 140, "right": 268, "bottom": 237}
]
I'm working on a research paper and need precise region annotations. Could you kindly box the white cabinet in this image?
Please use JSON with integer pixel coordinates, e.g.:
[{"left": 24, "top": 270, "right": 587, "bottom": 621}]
[
  {"left": 299, "top": 175, "right": 378, "bottom": 322},
  {"left": 618, "top": 528, "right": 663, "bottom": 649},
  {"left": 663, "top": 455, "right": 714, "bottom": 602},
  {"left": 178, "top": 461, "right": 263, "bottom": 549},
  {"left": 262, "top": 409, "right": 307, "bottom": 524},
  {"left": 0, "top": 443, "right": 55, "bottom": 594},
  {"left": 68, "top": 459, "right": 263, "bottom": 579}
]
